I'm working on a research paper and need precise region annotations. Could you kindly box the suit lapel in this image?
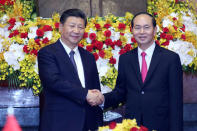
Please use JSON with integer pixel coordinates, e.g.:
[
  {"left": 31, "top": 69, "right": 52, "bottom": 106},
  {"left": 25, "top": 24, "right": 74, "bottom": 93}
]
[
  {"left": 55, "top": 40, "right": 81, "bottom": 80},
  {"left": 131, "top": 48, "right": 143, "bottom": 86},
  {"left": 143, "top": 44, "right": 162, "bottom": 85},
  {"left": 78, "top": 47, "right": 88, "bottom": 89}
]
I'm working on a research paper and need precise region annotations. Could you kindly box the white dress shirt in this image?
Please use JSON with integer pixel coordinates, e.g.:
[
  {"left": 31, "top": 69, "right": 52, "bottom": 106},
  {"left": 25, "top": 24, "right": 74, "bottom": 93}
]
[
  {"left": 138, "top": 43, "right": 156, "bottom": 72},
  {"left": 60, "top": 39, "right": 85, "bottom": 88}
]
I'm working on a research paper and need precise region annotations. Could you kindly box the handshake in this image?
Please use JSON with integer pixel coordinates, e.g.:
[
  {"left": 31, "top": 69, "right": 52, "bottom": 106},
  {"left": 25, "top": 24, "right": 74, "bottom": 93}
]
[{"left": 86, "top": 89, "right": 104, "bottom": 106}]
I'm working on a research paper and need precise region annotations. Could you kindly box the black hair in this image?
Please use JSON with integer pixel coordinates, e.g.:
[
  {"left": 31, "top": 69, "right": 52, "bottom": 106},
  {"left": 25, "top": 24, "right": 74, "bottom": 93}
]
[
  {"left": 60, "top": 9, "right": 87, "bottom": 27},
  {"left": 131, "top": 12, "right": 156, "bottom": 28}
]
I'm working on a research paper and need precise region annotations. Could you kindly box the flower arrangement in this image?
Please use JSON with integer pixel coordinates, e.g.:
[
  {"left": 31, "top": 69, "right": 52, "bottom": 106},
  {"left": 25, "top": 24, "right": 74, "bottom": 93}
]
[
  {"left": 147, "top": 0, "right": 197, "bottom": 73},
  {"left": 0, "top": 0, "right": 197, "bottom": 95},
  {"left": 98, "top": 119, "right": 149, "bottom": 131},
  {"left": 0, "top": 0, "right": 60, "bottom": 95},
  {"left": 80, "top": 12, "right": 136, "bottom": 92}
]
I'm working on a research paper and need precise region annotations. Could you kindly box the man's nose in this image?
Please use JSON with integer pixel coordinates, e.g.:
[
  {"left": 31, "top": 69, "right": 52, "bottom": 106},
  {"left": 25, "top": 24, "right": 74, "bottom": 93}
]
[{"left": 73, "top": 27, "right": 80, "bottom": 33}]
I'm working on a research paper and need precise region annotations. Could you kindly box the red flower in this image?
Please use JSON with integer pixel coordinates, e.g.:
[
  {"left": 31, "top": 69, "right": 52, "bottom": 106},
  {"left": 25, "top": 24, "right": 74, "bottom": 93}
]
[
  {"left": 43, "top": 25, "right": 53, "bottom": 32},
  {"left": 42, "top": 37, "right": 49, "bottom": 44},
  {"left": 181, "top": 34, "right": 186, "bottom": 40},
  {"left": 8, "top": 18, "right": 16, "bottom": 25},
  {"left": 86, "top": 44, "right": 94, "bottom": 52},
  {"left": 23, "top": 45, "right": 29, "bottom": 54},
  {"left": 180, "top": 24, "right": 185, "bottom": 32},
  {"left": 109, "top": 121, "right": 117, "bottom": 129},
  {"left": 139, "top": 125, "right": 148, "bottom": 131},
  {"left": 162, "top": 41, "right": 170, "bottom": 46},
  {"left": 36, "top": 28, "right": 44, "bottom": 37},
  {"left": 130, "top": 127, "right": 138, "bottom": 131},
  {"left": 94, "top": 41, "right": 103, "bottom": 50},
  {"left": 89, "top": 33, "right": 96, "bottom": 40},
  {"left": 173, "top": 25, "right": 178, "bottom": 31},
  {"left": 119, "top": 49, "right": 126, "bottom": 55},
  {"left": 104, "top": 30, "right": 111, "bottom": 37},
  {"left": 35, "top": 39, "right": 41, "bottom": 45},
  {"left": 115, "top": 40, "right": 122, "bottom": 47},
  {"left": 0, "top": 0, "right": 6, "bottom": 5},
  {"left": 109, "top": 57, "right": 116, "bottom": 64},
  {"left": 105, "top": 38, "right": 113, "bottom": 46},
  {"left": 120, "top": 32, "right": 124, "bottom": 36},
  {"left": 8, "top": 33, "right": 14, "bottom": 38},
  {"left": 99, "top": 50, "right": 105, "bottom": 58},
  {"left": 160, "top": 33, "right": 166, "bottom": 39},
  {"left": 54, "top": 22, "right": 59, "bottom": 29},
  {"left": 155, "top": 40, "right": 160, "bottom": 46},
  {"left": 104, "top": 23, "right": 111, "bottom": 29},
  {"left": 95, "top": 24, "right": 101, "bottom": 30},
  {"left": 20, "top": 32, "right": 28, "bottom": 38},
  {"left": 78, "top": 43, "right": 84, "bottom": 47},
  {"left": 8, "top": 25, "right": 14, "bottom": 30},
  {"left": 13, "top": 30, "right": 19, "bottom": 36},
  {"left": 131, "top": 37, "right": 137, "bottom": 43},
  {"left": 124, "top": 44, "right": 132, "bottom": 52},
  {"left": 166, "top": 34, "right": 173, "bottom": 41},
  {"left": 175, "top": 0, "right": 179, "bottom": 4},
  {"left": 173, "top": 17, "right": 177, "bottom": 21},
  {"left": 118, "top": 23, "right": 126, "bottom": 30},
  {"left": 153, "top": 12, "right": 158, "bottom": 16},
  {"left": 30, "top": 49, "right": 38, "bottom": 56},
  {"left": 93, "top": 52, "right": 99, "bottom": 61},
  {"left": 19, "top": 17, "right": 25, "bottom": 22},
  {"left": 163, "top": 27, "right": 169, "bottom": 33},
  {"left": 83, "top": 32, "right": 88, "bottom": 38}
]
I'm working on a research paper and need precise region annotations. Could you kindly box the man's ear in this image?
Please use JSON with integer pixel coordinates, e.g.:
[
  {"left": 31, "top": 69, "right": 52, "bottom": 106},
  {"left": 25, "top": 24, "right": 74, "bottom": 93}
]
[
  {"left": 154, "top": 26, "right": 157, "bottom": 36},
  {"left": 59, "top": 23, "right": 63, "bottom": 33}
]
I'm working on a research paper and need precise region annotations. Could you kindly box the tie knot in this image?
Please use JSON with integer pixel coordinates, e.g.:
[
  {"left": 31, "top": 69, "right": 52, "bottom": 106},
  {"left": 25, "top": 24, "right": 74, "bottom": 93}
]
[
  {"left": 141, "top": 52, "right": 146, "bottom": 57},
  {"left": 69, "top": 50, "right": 75, "bottom": 56}
]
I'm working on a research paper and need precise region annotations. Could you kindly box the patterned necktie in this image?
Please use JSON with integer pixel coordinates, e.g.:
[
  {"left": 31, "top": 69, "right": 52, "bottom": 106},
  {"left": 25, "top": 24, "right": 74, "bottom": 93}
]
[
  {"left": 141, "top": 52, "right": 147, "bottom": 83},
  {"left": 69, "top": 50, "right": 78, "bottom": 72}
]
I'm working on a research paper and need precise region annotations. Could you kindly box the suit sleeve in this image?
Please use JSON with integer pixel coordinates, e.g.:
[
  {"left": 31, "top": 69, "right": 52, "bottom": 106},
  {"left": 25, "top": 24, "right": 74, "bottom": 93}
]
[
  {"left": 104, "top": 55, "right": 127, "bottom": 109},
  {"left": 38, "top": 48, "right": 88, "bottom": 105},
  {"left": 168, "top": 54, "right": 183, "bottom": 131}
]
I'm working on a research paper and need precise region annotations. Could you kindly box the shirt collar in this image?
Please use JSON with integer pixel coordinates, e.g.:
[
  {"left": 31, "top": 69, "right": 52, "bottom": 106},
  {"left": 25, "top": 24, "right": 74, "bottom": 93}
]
[
  {"left": 138, "top": 42, "right": 156, "bottom": 57},
  {"left": 60, "top": 39, "right": 79, "bottom": 55}
]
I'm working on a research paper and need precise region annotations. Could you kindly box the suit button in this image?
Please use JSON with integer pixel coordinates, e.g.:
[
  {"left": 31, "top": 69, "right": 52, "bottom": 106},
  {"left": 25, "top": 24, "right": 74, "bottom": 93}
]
[{"left": 141, "top": 91, "right": 144, "bottom": 94}]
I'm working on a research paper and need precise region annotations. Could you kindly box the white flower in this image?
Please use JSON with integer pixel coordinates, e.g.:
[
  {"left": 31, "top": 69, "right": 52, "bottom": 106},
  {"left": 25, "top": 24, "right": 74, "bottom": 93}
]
[
  {"left": 162, "top": 17, "right": 173, "bottom": 27},
  {"left": 28, "top": 26, "right": 38, "bottom": 39},
  {"left": 0, "top": 40, "right": 3, "bottom": 52},
  {"left": 12, "top": 22, "right": 22, "bottom": 30},
  {"left": 168, "top": 40, "right": 197, "bottom": 66},
  {"left": 124, "top": 33, "right": 132, "bottom": 44},
  {"left": 0, "top": 25, "right": 10, "bottom": 38},
  {"left": 182, "top": 12, "right": 197, "bottom": 35},
  {"left": 111, "top": 46, "right": 121, "bottom": 70},
  {"left": 109, "top": 27, "right": 120, "bottom": 41},
  {"left": 0, "top": 15, "right": 9, "bottom": 24},
  {"left": 3, "top": 43, "right": 25, "bottom": 70},
  {"left": 43, "top": 31, "right": 52, "bottom": 40},
  {"left": 170, "top": 12, "right": 178, "bottom": 18},
  {"left": 96, "top": 58, "right": 109, "bottom": 78}
]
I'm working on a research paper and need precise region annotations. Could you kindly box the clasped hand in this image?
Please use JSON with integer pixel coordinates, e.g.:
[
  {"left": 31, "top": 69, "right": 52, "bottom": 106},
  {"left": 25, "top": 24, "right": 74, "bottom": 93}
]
[{"left": 86, "top": 89, "right": 104, "bottom": 106}]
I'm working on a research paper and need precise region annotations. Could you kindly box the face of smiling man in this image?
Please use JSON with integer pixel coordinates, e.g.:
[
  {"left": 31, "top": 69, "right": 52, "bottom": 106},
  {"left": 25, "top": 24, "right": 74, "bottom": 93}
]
[
  {"left": 59, "top": 16, "right": 85, "bottom": 49},
  {"left": 132, "top": 14, "right": 157, "bottom": 50}
]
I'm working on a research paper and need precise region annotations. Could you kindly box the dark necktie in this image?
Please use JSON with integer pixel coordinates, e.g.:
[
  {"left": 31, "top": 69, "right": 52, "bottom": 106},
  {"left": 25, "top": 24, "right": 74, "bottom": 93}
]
[{"left": 69, "top": 50, "right": 78, "bottom": 72}]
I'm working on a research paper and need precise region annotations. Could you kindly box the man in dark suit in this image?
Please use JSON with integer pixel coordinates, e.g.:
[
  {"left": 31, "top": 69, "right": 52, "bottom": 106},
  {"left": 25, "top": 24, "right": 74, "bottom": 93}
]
[
  {"left": 38, "top": 9, "right": 104, "bottom": 131},
  {"left": 103, "top": 12, "right": 183, "bottom": 131}
]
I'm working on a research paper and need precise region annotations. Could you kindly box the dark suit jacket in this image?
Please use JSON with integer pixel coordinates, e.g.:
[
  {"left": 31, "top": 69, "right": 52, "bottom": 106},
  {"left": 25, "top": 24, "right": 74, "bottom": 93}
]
[
  {"left": 104, "top": 44, "right": 183, "bottom": 131},
  {"left": 38, "top": 39, "right": 103, "bottom": 131}
]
